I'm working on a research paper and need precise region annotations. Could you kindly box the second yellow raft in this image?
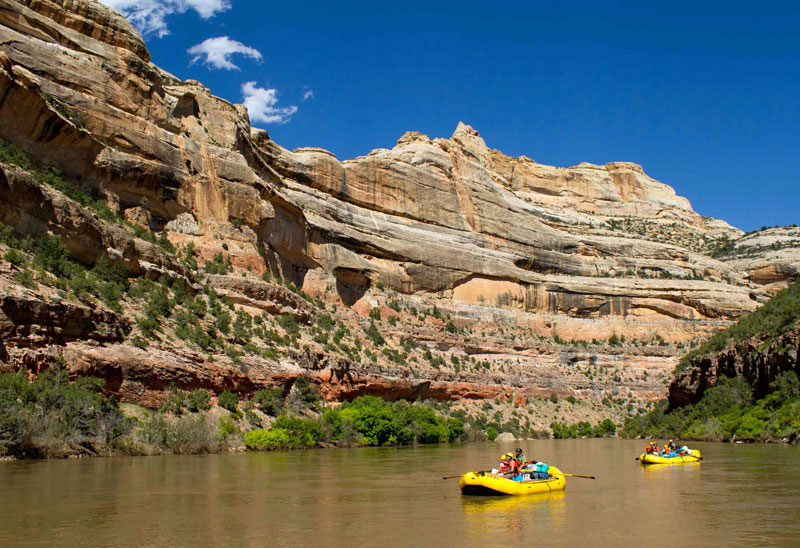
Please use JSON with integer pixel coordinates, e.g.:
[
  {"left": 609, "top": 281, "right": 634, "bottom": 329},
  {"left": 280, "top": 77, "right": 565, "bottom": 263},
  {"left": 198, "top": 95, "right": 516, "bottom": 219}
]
[
  {"left": 639, "top": 450, "right": 702, "bottom": 464},
  {"left": 459, "top": 466, "right": 566, "bottom": 496}
]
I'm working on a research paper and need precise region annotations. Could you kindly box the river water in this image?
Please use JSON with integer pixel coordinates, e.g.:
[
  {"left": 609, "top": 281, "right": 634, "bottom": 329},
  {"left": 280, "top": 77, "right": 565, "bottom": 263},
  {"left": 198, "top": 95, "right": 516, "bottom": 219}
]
[{"left": 1, "top": 439, "right": 799, "bottom": 547}]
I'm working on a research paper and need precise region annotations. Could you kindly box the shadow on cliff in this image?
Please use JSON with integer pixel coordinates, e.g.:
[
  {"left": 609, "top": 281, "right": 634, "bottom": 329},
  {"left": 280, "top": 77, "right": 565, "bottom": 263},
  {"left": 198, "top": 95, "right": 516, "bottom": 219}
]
[{"left": 334, "top": 268, "right": 368, "bottom": 306}]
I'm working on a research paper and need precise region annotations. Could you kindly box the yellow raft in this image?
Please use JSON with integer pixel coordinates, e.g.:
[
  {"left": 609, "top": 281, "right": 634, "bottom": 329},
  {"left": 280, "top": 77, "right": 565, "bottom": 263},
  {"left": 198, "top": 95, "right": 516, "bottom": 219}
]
[
  {"left": 459, "top": 466, "right": 566, "bottom": 496},
  {"left": 638, "top": 450, "right": 702, "bottom": 464}
]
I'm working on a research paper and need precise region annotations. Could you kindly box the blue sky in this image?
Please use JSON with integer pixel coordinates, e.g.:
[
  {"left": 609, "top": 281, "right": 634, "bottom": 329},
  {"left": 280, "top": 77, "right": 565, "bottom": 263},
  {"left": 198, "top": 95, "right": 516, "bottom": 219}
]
[{"left": 103, "top": 1, "right": 799, "bottom": 232}]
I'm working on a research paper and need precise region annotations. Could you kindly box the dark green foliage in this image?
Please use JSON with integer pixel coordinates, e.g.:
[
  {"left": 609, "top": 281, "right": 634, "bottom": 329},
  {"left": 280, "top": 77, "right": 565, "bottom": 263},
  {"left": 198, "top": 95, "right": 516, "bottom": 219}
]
[
  {"left": 369, "top": 307, "right": 381, "bottom": 321},
  {"left": 400, "top": 336, "right": 417, "bottom": 352},
  {"left": 187, "top": 389, "right": 211, "bottom": 412},
  {"left": 218, "top": 390, "right": 239, "bottom": 414},
  {"left": 157, "top": 232, "right": 176, "bottom": 254},
  {"left": 486, "top": 426, "right": 498, "bottom": 441},
  {"left": 14, "top": 270, "right": 37, "bottom": 289},
  {"left": 678, "top": 278, "right": 800, "bottom": 372},
  {"left": 277, "top": 313, "right": 299, "bottom": 337},
  {"left": 550, "top": 419, "right": 616, "bottom": 439},
  {"left": 232, "top": 309, "right": 253, "bottom": 342},
  {"left": 27, "top": 233, "right": 72, "bottom": 277},
  {"left": 131, "top": 335, "right": 149, "bottom": 349},
  {"left": 35, "top": 165, "right": 118, "bottom": 223},
  {"left": 3, "top": 248, "right": 25, "bottom": 266},
  {"left": 204, "top": 252, "right": 232, "bottom": 274},
  {"left": 0, "top": 368, "right": 131, "bottom": 458},
  {"left": 159, "top": 384, "right": 188, "bottom": 415},
  {"left": 317, "top": 313, "right": 335, "bottom": 331},
  {"left": 252, "top": 387, "right": 285, "bottom": 415},
  {"left": 621, "top": 373, "right": 800, "bottom": 441},
  {"left": 382, "top": 347, "right": 407, "bottom": 365},
  {"left": 273, "top": 416, "right": 322, "bottom": 445},
  {"left": 0, "top": 222, "right": 20, "bottom": 247},
  {"left": 320, "top": 396, "right": 464, "bottom": 447},
  {"left": 292, "top": 376, "right": 320, "bottom": 409},
  {"left": 364, "top": 321, "right": 385, "bottom": 347},
  {"left": 0, "top": 139, "right": 32, "bottom": 169},
  {"left": 445, "top": 321, "right": 458, "bottom": 334}
]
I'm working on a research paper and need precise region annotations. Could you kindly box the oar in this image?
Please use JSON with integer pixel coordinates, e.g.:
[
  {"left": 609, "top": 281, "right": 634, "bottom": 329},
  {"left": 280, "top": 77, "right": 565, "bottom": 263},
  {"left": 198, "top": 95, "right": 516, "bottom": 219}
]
[
  {"left": 443, "top": 470, "right": 487, "bottom": 480},
  {"left": 561, "top": 473, "right": 596, "bottom": 479}
]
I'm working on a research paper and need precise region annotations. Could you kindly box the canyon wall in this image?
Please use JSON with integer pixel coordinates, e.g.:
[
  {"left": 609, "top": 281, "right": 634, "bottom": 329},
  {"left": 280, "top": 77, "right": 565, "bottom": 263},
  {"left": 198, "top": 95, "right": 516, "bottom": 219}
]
[{"left": 0, "top": 0, "right": 798, "bottom": 425}]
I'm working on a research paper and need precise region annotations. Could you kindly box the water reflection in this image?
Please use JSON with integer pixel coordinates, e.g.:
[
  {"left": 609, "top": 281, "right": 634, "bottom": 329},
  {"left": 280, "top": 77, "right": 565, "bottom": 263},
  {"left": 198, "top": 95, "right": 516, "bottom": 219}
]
[
  {"left": 0, "top": 440, "right": 799, "bottom": 547},
  {"left": 641, "top": 461, "right": 702, "bottom": 478},
  {"left": 461, "top": 491, "right": 566, "bottom": 546}
]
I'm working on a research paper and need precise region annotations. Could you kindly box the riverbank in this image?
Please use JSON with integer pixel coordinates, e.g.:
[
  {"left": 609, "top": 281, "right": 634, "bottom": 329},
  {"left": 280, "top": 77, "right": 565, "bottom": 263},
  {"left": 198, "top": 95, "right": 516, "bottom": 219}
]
[
  {"left": 0, "top": 367, "right": 482, "bottom": 460},
  {"left": 621, "top": 371, "right": 800, "bottom": 443}
]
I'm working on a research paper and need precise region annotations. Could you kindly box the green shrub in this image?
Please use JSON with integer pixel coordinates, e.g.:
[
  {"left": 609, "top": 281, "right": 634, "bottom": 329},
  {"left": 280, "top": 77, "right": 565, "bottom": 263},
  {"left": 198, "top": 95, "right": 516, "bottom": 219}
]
[
  {"left": 187, "top": 389, "right": 211, "bottom": 412},
  {"left": 159, "top": 384, "right": 187, "bottom": 415},
  {"left": 486, "top": 426, "right": 498, "bottom": 441},
  {"left": 317, "top": 313, "right": 335, "bottom": 331},
  {"left": 0, "top": 139, "right": 32, "bottom": 169},
  {"left": 364, "top": 321, "right": 385, "bottom": 347},
  {"left": 277, "top": 313, "right": 299, "bottom": 337},
  {"left": 292, "top": 376, "right": 320, "bottom": 408},
  {"left": 217, "top": 416, "right": 240, "bottom": 443},
  {"left": 204, "top": 252, "right": 232, "bottom": 274},
  {"left": 14, "top": 270, "right": 37, "bottom": 289},
  {"left": 273, "top": 415, "right": 322, "bottom": 446},
  {"left": 0, "top": 368, "right": 131, "bottom": 458},
  {"left": 678, "top": 278, "right": 800, "bottom": 372},
  {"left": 218, "top": 390, "right": 239, "bottom": 414},
  {"left": 244, "top": 428, "right": 295, "bottom": 450},
  {"left": 4, "top": 248, "right": 25, "bottom": 266},
  {"left": 253, "top": 387, "right": 284, "bottom": 415}
]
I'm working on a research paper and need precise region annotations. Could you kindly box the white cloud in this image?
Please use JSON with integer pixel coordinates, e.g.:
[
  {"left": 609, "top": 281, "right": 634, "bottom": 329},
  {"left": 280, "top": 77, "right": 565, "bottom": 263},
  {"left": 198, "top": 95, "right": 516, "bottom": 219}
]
[
  {"left": 302, "top": 87, "right": 315, "bottom": 100},
  {"left": 242, "top": 82, "right": 298, "bottom": 125},
  {"left": 101, "top": 0, "right": 231, "bottom": 37},
  {"left": 187, "top": 36, "right": 262, "bottom": 70}
]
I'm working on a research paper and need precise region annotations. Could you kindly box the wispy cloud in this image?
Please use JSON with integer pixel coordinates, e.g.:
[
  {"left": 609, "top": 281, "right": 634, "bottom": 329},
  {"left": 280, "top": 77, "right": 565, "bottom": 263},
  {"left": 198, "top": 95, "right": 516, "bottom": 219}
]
[
  {"left": 302, "top": 87, "right": 315, "bottom": 100},
  {"left": 242, "top": 82, "right": 298, "bottom": 125},
  {"left": 101, "top": 0, "right": 231, "bottom": 37},
  {"left": 188, "top": 36, "right": 262, "bottom": 70}
]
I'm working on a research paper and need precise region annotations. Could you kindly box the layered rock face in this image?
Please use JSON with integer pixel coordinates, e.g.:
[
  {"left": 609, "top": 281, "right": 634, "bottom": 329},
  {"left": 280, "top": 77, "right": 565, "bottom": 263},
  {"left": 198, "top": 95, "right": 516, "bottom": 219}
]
[
  {"left": 0, "top": 0, "right": 798, "bottom": 424},
  {"left": 669, "top": 327, "right": 800, "bottom": 409}
]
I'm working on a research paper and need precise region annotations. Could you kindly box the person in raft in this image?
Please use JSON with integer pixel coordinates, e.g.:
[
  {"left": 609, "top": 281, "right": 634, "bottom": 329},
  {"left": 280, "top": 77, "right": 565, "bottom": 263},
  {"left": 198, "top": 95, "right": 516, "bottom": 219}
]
[
  {"left": 497, "top": 453, "right": 517, "bottom": 475},
  {"left": 645, "top": 441, "right": 659, "bottom": 455}
]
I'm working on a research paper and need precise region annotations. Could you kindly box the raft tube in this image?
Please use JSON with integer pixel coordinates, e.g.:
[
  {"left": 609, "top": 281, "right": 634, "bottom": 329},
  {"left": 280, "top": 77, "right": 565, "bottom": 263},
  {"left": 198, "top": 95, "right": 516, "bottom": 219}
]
[
  {"left": 459, "top": 466, "right": 566, "bottom": 496},
  {"left": 639, "top": 450, "right": 702, "bottom": 464}
]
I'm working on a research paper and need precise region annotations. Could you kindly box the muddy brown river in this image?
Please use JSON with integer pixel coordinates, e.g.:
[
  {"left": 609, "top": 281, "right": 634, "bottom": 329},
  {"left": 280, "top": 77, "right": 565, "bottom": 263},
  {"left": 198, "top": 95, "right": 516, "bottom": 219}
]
[{"left": 1, "top": 439, "right": 799, "bottom": 547}]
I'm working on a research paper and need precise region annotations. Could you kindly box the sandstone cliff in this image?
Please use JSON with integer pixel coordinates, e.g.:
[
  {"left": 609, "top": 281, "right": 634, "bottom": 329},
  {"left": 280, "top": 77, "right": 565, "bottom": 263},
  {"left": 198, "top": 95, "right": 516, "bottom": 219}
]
[{"left": 0, "top": 0, "right": 798, "bottom": 429}]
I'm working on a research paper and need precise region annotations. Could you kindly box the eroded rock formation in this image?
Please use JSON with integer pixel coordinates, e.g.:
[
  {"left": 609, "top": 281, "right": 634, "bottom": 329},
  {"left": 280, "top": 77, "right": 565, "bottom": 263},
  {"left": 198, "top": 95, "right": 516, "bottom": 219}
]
[{"left": 0, "top": 0, "right": 798, "bottom": 427}]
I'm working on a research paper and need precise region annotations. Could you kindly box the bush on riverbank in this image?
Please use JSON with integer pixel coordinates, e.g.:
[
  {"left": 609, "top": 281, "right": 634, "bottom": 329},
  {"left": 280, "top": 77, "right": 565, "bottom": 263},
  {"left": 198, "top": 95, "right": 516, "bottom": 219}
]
[
  {"left": 0, "top": 368, "right": 245, "bottom": 458},
  {"left": 245, "top": 396, "right": 465, "bottom": 450},
  {"left": 0, "top": 368, "right": 131, "bottom": 458},
  {"left": 621, "top": 372, "right": 800, "bottom": 442},
  {"left": 550, "top": 419, "right": 617, "bottom": 439}
]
